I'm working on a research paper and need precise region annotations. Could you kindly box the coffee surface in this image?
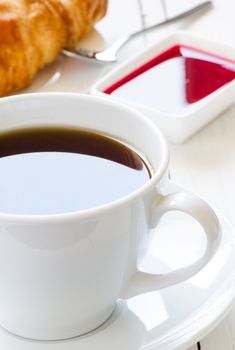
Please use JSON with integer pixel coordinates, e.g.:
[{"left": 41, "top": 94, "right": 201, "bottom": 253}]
[{"left": 0, "top": 127, "right": 151, "bottom": 215}]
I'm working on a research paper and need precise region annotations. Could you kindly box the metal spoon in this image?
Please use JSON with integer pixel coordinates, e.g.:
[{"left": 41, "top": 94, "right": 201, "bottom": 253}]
[{"left": 62, "top": 1, "right": 212, "bottom": 63}]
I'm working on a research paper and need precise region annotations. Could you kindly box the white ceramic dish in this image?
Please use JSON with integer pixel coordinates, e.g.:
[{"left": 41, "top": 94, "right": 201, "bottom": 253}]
[
  {"left": 0, "top": 206, "right": 234, "bottom": 350},
  {"left": 18, "top": 54, "right": 105, "bottom": 95},
  {"left": 90, "top": 31, "right": 235, "bottom": 144}
]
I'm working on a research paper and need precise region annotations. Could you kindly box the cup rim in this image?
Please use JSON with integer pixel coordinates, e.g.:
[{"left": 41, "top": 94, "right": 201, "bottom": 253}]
[{"left": 0, "top": 92, "right": 169, "bottom": 222}]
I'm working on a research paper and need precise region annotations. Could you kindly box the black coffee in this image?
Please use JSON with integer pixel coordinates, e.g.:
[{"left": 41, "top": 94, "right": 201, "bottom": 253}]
[{"left": 0, "top": 127, "right": 151, "bottom": 215}]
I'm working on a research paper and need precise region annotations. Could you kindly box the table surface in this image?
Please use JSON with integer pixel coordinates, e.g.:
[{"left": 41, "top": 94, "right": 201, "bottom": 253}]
[{"left": 36, "top": 1, "right": 235, "bottom": 349}]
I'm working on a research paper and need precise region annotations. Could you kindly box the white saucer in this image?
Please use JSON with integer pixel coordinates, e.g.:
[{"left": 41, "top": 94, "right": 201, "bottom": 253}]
[{"left": 1, "top": 209, "right": 235, "bottom": 350}]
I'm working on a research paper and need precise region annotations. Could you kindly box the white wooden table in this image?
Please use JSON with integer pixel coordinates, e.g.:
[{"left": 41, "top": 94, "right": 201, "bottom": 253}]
[{"left": 58, "top": 1, "right": 235, "bottom": 349}]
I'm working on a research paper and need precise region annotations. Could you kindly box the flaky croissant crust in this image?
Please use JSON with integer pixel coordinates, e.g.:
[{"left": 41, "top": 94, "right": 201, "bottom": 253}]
[{"left": 0, "top": 0, "right": 107, "bottom": 96}]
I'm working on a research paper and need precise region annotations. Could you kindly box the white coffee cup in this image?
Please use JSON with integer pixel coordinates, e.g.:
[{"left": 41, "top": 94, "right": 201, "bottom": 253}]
[{"left": 0, "top": 93, "right": 220, "bottom": 340}]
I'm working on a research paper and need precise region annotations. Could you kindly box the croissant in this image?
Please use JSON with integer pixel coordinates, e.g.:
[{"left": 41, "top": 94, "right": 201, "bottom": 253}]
[{"left": 0, "top": 0, "right": 107, "bottom": 96}]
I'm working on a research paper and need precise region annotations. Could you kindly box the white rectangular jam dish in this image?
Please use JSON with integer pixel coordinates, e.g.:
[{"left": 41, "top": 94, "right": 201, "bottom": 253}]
[{"left": 91, "top": 31, "right": 235, "bottom": 144}]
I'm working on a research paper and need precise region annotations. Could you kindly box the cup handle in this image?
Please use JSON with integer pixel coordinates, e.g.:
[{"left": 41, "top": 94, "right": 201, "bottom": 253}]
[{"left": 121, "top": 191, "right": 221, "bottom": 299}]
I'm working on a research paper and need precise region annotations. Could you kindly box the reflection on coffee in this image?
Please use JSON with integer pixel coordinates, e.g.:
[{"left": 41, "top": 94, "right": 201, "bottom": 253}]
[{"left": 0, "top": 127, "right": 151, "bottom": 215}]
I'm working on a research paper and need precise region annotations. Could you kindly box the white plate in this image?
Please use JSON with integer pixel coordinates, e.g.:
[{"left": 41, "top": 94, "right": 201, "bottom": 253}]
[
  {"left": 1, "top": 208, "right": 235, "bottom": 350},
  {"left": 20, "top": 53, "right": 106, "bottom": 95},
  {"left": 90, "top": 31, "right": 235, "bottom": 144}
]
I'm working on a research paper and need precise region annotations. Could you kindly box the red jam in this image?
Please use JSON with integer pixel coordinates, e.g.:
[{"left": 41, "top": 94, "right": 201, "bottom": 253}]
[{"left": 104, "top": 46, "right": 235, "bottom": 114}]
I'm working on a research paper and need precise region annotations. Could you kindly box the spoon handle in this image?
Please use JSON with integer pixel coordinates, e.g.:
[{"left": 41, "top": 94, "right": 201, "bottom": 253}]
[
  {"left": 102, "top": 0, "right": 212, "bottom": 60},
  {"left": 129, "top": 1, "right": 212, "bottom": 40}
]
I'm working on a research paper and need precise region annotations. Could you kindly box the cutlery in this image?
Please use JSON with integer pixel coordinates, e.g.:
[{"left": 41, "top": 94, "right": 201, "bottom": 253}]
[{"left": 62, "top": 1, "right": 212, "bottom": 63}]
